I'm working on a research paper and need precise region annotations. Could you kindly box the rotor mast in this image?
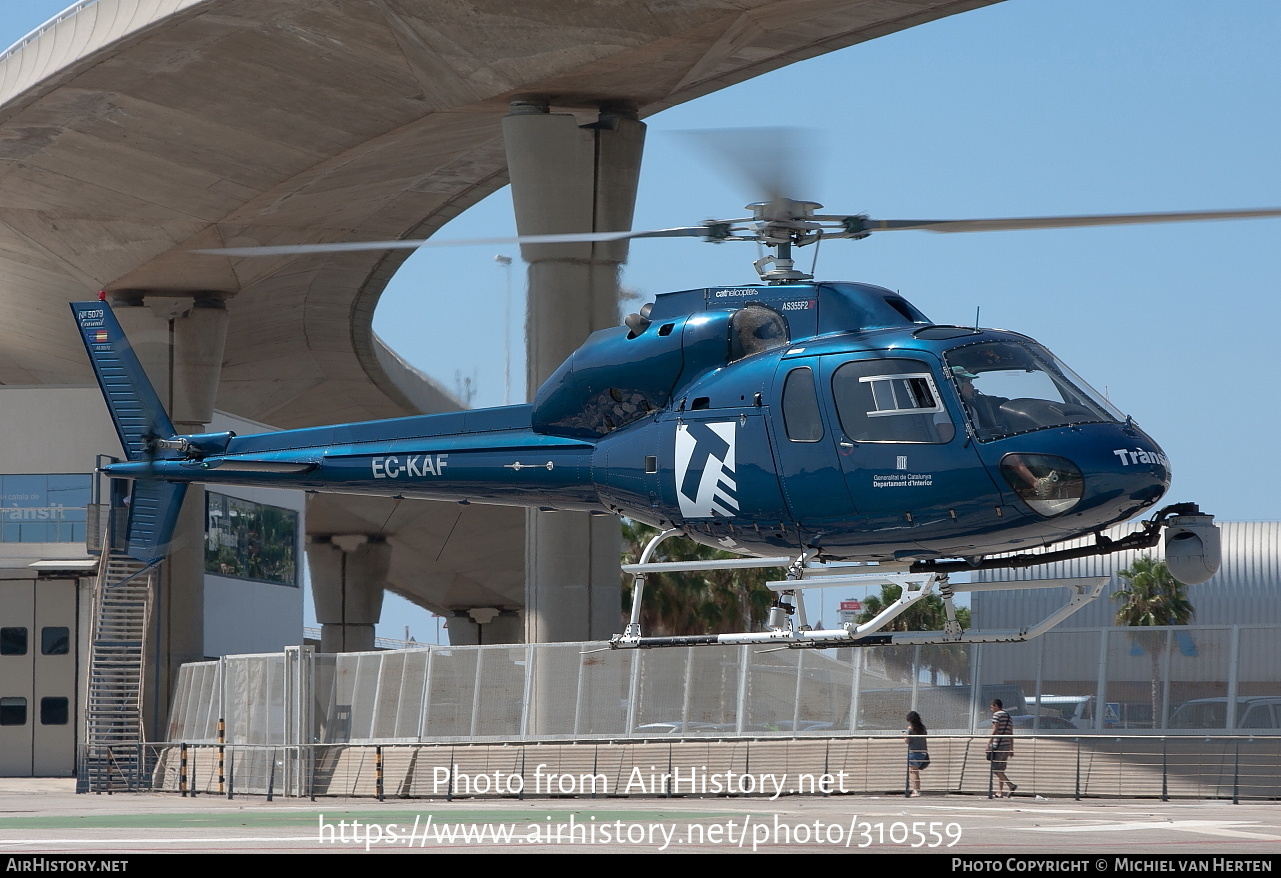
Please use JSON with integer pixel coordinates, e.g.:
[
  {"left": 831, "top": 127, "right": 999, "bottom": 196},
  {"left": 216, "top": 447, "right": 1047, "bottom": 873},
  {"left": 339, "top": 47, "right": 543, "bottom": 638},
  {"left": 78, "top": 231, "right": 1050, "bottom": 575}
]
[{"left": 746, "top": 198, "right": 824, "bottom": 282}]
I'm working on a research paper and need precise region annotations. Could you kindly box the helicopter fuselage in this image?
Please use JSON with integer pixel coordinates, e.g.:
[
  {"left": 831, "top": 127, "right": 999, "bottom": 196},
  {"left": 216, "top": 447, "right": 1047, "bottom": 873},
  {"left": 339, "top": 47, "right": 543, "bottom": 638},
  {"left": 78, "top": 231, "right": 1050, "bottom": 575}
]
[{"left": 90, "top": 281, "right": 1170, "bottom": 564}]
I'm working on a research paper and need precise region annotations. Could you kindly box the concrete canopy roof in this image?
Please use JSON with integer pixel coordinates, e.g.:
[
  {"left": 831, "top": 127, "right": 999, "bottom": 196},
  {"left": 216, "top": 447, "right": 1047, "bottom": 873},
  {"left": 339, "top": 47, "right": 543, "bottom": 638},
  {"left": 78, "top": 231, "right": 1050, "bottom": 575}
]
[
  {"left": 0, "top": 0, "right": 1002, "bottom": 622},
  {"left": 0, "top": 0, "right": 1001, "bottom": 427}
]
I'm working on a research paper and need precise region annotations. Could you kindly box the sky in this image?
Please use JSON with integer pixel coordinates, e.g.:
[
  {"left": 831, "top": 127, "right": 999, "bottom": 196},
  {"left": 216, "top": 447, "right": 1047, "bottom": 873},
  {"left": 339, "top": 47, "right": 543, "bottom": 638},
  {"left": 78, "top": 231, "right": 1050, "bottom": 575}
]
[{"left": 4, "top": 1, "right": 1280, "bottom": 642}]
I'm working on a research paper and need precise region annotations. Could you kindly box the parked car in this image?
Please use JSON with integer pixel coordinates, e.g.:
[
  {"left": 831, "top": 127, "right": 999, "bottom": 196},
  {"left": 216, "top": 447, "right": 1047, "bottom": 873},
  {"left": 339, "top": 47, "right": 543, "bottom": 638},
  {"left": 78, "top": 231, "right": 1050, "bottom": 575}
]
[
  {"left": 632, "top": 721, "right": 730, "bottom": 736},
  {"left": 1027, "top": 694, "right": 1098, "bottom": 729},
  {"left": 750, "top": 720, "right": 836, "bottom": 733},
  {"left": 1168, "top": 697, "right": 1281, "bottom": 730},
  {"left": 1011, "top": 713, "right": 1078, "bottom": 731}
]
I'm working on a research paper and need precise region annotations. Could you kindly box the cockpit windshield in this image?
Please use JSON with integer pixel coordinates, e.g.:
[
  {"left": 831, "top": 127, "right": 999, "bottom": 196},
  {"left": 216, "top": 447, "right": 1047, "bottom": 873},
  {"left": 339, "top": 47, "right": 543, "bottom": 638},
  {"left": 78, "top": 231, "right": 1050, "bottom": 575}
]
[{"left": 944, "top": 341, "right": 1125, "bottom": 442}]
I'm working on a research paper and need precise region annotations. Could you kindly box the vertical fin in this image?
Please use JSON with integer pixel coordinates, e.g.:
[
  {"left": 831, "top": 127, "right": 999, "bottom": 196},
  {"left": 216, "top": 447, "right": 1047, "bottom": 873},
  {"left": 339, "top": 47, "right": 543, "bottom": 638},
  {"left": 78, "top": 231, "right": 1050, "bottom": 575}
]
[
  {"left": 125, "top": 481, "right": 189, "bottom": 563},
  {"left": 71, "top": 300, "right": 177, "bottom": 462},
  {"left": 74, "top": 300, "right": 187, "bottom": 562}
]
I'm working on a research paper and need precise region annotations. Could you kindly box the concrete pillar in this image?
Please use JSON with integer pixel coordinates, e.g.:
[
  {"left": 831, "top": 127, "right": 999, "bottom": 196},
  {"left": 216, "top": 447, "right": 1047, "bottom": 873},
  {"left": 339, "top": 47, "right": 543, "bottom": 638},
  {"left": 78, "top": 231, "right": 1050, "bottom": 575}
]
[
  {"left": 108, "top": 293, "right": 229, "bottom": 735},
  {"left": 503, "top": 99, "right": 644, "bottom": 644},
  {"left": 445, "top": 608, "right": 523, "bottom": 645},
  {"left": 307, "top": 535, "right": 388, "bottom": 652},
  {"left": 111, "top": 295, "right": 229, "bottom": 431}
]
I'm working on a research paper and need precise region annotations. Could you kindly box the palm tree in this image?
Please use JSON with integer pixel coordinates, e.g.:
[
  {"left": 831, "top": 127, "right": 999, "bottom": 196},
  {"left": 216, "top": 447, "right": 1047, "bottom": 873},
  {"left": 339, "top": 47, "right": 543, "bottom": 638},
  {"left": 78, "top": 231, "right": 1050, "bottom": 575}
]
[
  {"left": 856, "top": 583, "right": 972, "bottom": 633},
  {"left": 620, "top": 519, "right": 779, "bottom": 636},
  {"left": 1113, "top": 554, "right": 1195, "bottom": 728},
  {"left": 856, "top": 583, "right": 972, "bottom": 685}
]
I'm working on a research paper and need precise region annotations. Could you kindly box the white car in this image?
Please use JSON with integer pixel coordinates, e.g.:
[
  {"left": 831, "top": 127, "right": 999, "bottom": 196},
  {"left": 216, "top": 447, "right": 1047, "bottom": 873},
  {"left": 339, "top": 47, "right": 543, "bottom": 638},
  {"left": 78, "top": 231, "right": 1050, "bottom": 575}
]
[{"left": 1169, "top": 697, "right": 1281, "bottom": 730}]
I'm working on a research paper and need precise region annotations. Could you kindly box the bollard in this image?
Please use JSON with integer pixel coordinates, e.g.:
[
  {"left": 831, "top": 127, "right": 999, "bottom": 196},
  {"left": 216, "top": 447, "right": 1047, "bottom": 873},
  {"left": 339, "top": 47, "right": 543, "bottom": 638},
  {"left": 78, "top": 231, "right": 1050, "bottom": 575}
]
[
  {"left": 376, "top": 746, "right": 384, "bottom": 802},
  {"left": 1233, "top": 739, "right": 1241, "bottom": 805},
  {"left": 1074, "top": 739, "right": 1081, "bottom": 800},
  {"left": 218, "top": 718, "right": 226, "bottom": 795},
  {"left": 1161, "top": 736, "right": 1168, "bottom": 802}
]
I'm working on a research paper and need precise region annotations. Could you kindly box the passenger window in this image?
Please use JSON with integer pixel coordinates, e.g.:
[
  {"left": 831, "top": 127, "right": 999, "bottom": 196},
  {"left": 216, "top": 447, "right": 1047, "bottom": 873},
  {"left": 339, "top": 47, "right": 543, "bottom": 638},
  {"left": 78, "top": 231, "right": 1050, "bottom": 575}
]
[
  {"left": 781, "top": 368, "right": 824, "bottom": 442},
  {"left": 832, "top": 360, "right": 955, "bottom": 444}
]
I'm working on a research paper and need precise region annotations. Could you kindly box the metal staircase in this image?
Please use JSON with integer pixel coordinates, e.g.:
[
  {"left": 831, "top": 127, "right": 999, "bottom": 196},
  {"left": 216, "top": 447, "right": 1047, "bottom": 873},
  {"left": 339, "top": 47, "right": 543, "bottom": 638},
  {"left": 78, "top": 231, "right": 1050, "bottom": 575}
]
[{"left": 78, "top": 551, "right": 159, "bottom": 793}]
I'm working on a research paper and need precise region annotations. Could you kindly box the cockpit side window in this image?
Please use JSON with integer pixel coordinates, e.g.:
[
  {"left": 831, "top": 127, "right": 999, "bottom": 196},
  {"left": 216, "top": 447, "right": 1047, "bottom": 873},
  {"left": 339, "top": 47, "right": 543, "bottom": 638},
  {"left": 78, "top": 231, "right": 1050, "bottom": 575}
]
[
  {"left": 730, "top": 305, "right": 789, "bottom": 362},
  {"left": 781, "top": 367, "right": 824, "bottom": 442},
  {"left": 831, "top": 359, "right": 955, "bottom": 444},
  {"left": 945, "top": 341, "right": 1122, "bottom": 442}
]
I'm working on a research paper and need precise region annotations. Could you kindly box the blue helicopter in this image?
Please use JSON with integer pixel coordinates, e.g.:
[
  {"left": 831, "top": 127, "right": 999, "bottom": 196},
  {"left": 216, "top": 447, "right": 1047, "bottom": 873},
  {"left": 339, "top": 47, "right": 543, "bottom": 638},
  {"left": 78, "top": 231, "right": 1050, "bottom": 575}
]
[{"left": 75, "top": 197, "right": 1271, "bottom": 648}]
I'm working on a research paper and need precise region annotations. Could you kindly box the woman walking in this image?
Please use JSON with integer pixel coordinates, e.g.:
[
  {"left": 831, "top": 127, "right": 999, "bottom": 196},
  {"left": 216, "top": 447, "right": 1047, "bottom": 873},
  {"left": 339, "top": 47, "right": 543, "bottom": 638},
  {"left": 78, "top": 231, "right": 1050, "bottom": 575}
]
[{"left": 905, "top": 711, "right": 929, "bottom": 797}]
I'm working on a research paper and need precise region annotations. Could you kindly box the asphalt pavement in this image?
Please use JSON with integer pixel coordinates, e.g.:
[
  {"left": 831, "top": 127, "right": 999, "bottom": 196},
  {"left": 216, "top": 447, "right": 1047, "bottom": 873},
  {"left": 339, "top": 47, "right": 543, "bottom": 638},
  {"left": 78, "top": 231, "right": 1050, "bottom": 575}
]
[{"left": 1, "top": 777, "right": 1279, "bottom": 857}]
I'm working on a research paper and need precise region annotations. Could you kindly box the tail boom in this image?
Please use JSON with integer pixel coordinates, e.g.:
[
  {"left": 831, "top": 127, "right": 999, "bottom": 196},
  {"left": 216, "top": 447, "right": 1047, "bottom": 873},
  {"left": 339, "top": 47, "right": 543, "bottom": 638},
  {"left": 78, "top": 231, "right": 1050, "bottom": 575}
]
[{"left": 100, "top": 434, "right": 603, "bottom": 511}]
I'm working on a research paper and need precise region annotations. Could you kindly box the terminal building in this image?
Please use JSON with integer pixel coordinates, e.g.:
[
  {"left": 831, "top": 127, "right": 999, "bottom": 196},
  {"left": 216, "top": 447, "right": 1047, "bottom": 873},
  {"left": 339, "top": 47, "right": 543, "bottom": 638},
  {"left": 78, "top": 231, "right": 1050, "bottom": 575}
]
[
  {"left": 970, "top": 521, "right": 1281, "bottom": 730},
  {"left": 0, "top": 385, "right": 303, "bottom": 776},
  {"left": 973, "top": 521, "right": 1281, "bottom": 630}
]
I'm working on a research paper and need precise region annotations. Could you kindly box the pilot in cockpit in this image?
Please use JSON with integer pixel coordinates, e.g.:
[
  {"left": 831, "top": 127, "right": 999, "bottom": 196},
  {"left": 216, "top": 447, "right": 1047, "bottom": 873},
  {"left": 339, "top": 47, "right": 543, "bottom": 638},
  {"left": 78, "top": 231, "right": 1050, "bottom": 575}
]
[
  {"left": 954, "top": 365, "right": 1057, "bottom": 499},
  {"left": 951, "top": 365, "right": 1007, "bottom": 434}
]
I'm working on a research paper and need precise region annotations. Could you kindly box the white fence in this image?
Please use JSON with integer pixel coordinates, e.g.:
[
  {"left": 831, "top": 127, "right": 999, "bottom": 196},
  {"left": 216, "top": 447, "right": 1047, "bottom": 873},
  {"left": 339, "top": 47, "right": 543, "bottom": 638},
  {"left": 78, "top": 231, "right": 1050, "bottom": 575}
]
[{"left": 167, "top": 624, "right": 1281, "bottom": 746}]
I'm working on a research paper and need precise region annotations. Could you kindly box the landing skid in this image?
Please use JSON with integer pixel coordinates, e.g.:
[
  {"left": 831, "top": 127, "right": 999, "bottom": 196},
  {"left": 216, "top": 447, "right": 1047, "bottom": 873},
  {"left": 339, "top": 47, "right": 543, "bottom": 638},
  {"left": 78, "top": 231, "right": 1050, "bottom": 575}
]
[{"left": 611, "top": 532, "right": 1108, "bottom": 650}]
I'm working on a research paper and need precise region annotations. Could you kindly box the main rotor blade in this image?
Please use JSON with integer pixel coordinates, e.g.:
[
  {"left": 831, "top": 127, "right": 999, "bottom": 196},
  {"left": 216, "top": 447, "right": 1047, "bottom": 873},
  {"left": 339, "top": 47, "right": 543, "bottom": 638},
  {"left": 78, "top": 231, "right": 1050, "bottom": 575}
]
[
  {"left": 674, "top": 127, "right": 819, "bottom": 206},
  {"left": 194, "top": 227, "right": 711, "bottom": 257},
  {"left": 861, "top": 207, "right": 1281, "bottom": 234}
]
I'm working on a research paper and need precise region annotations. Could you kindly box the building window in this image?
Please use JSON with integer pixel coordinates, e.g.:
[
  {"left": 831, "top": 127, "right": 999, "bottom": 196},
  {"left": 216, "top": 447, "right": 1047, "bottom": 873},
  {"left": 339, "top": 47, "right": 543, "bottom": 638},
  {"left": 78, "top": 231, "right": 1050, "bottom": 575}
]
[
  {"left": 0, "top": 474, "right": 91, "bottom": 543},
  {"left": 0, "top": 627, "right": 27, "bottom": 656},
  {"left": 0, "top": 697, "right": 26, "bottom": 726},
  {"left": 40, "top": 697, "right": 69, "bottom": 726},
  {"left": 205, "top": 492, "right": 298, "bottom": 586},
  {"left": 41, "top": 627, "right": 69, "bottom": 656}
]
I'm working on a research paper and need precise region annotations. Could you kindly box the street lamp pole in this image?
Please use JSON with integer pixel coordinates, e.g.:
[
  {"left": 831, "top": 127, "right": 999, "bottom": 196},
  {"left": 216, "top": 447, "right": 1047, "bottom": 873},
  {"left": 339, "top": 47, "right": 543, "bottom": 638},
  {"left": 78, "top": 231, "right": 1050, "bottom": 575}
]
[{"left": 495, "top": 254, "right": 513, "bottom": 405}]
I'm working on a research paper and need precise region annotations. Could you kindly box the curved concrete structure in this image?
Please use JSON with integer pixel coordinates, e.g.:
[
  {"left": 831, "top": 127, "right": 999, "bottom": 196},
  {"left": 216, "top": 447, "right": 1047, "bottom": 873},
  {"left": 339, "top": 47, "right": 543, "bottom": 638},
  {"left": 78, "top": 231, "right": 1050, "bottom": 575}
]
[{"left": 0, "top": 0, "right": 1003, "bottom": 628}]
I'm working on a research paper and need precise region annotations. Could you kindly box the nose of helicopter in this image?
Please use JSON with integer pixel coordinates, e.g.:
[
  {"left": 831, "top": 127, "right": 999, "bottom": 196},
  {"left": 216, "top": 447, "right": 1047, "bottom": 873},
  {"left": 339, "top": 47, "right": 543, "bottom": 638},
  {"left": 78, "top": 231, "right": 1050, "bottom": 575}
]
[
  {"left": 1096, "top": 437, "right": 1172, "bottom": 509},
  {"left": 996, "top": 428, "right": 1171, "bottom": 523}
]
